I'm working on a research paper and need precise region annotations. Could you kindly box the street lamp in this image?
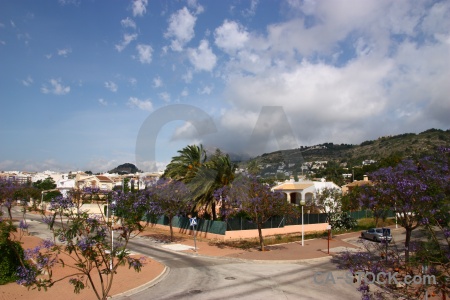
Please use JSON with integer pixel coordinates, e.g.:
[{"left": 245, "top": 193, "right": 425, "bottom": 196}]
[
  {"left": 106, "top": 198, "right": 115, "bottom": 270},
  {"left": 395, "top": 202, "right": 398, "bottom": 229},
  {"left": 300, "top": 199, "right": 306, "bottom": 246}
]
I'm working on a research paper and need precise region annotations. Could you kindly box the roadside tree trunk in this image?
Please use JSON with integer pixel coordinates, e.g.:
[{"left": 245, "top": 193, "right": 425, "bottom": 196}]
[
  {"left": 257, "top": 224, "right": 265, "bottom": 251},
  {"left": 404, "top": 227, "right": 412, "bottom": 262},
  {"left": 168, "top": 215, "right": 174, "bottom": 242}
]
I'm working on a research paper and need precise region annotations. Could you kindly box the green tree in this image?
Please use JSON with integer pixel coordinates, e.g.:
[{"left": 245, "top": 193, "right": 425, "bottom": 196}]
[
  {"left": 246, "top": 160, "right": 261, "bottom": 176},
  {"left": 163, "top": 144, "right": 207, "bottom": 183},
  {"left": 0, "top": 221, "right": 25, "bottom": 285},
  {"left": 189, "top": 150, "right": 236, "bottom": 220},
  {"left": 33, "top": 177, "right": 60, "bottom": 202},
  {"left": 315, "top": 187, "right": 357, "bottom": 230},
  {"left": 316, "top": 161, "right": 345, "bottom": 186},
  {"left": 341, "top": 187, "right": 362, "bottom": 212},
  {"left": 33, "top": 177, "right": 56, "bottom": 190}
]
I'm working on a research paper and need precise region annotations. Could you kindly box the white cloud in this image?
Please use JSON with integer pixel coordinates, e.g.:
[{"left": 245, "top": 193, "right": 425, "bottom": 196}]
[
  {"left": 0, "top": 159, "right": 72, "bottom": 173},
  {"left": 242, "top": 0, "right": 259, "bottom": 18},
  {"left": 198, "top": 85, "right": 213, "bottom": 95},
  {"left": 58, "top": 0, "right": 80, "bottom": 6},
  {"left": 129, "top": 77, "right": 137, "bottom": 86},
  {"left": 104, "top": 81, "right": 118, "bottom": 92},
  {"left": 212, "top": 6, "right": 450, "bottom": 154},
  {"left": 136, "top": 44, "right": 153, "bottom": 64},
  {"left": 182, "top": 70, "right": 193, "bottom": 83},
  {"left": 115, "top": 33, "right": 138, "bottom": 52},
  {"left": 172, "top": 122, "right": 202, "bottom": 141},
  {"left": 187, "top": 0, "right": 204, "bottom": 15},
  {"left": 187, "top": 39, "right": 217, "bottom": 71},
  {"left": 57, "top": 48, "right": 72, "bottom": 57},
  {"left": 159, "top": 92, "right": 170, "bottom": 103},
  {"left": 41, "top": 78, "right": 70, "bottom": 95},
  {"left": 214, "top": 20, "right": 249, "bottom": 54},
  {"left": 98, "top": 98, "right": 108, "bottom": 106},
  {"left": 181, "top": 88, "right": 189, "bottom": 97},
  {"left": 127, "top": 97, "right": 153, "bottom": 111},
  {"left": 121, "top": 17, "right": 137, "bottom": 29},
  {"left": 22, "top": 76, "right": 33, "bottom": 87},
  {"left": 165, "top": 7, "right": 196, "bottom": 52},
  {"left": 153, "top": 76, "right": 163, "bottom": 88},
  {"left": 132, "top": 0, "right": 148, "bottom": 17}
]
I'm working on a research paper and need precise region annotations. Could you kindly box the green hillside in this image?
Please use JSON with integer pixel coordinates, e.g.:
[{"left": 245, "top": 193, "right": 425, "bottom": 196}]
[{"left": 239, "top": 128, "right": 450, "bottom": 180}]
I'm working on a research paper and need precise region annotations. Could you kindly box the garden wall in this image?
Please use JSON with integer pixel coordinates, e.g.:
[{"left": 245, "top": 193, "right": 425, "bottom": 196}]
[{"left": 147, "top": 215, "right": 329, "bottom": 241}]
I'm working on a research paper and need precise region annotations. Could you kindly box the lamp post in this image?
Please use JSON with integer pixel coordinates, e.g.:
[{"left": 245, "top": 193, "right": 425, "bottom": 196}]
[
  {"left": 300, "top": 199, "right": 306, "bottom": 246},
  {"left": 395, "top": 202, "right": 398, "bottom": 229},
  {"left": 106, "top": 198, "right": 116, "bottom": 270}
]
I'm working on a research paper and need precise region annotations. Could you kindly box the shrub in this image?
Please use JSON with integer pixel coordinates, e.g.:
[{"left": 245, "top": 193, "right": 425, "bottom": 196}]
[
  {"left": 0, "top": 221, "right": 25, "bottom": 285},
  {"left": 329, "top": 212, "right": 357, "bottom": 231}
]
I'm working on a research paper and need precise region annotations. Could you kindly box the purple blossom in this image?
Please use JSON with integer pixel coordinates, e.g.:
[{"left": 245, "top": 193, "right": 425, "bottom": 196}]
[
  {"left": 42, "top": 239, "right": 55, "bottom": 249},
  {"left": 25, "top": 246, "right": 42, "bottom": 260},
  {"left": 127, "top": 256, "right": 145, "bottom": 271},
  {"left": 77, "top": 237, "right": 96, "bottom": 252},
  {"left": 444, "top": 228, "right": 450, "bottom": 239},
  {"left": 19, "top": 219, "right": 29, "bottom": 230},
  {"left": 49, "top": 195, "right": 74, "bottom": 211},
  {"left": 16, "top": 266, "right": 37, "bottom": 286}
]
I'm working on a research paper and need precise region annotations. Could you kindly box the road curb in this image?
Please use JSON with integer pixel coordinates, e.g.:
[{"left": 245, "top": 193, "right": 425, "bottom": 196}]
[{"left": 110, "top": 266, "right": 170, "bottom": 299}]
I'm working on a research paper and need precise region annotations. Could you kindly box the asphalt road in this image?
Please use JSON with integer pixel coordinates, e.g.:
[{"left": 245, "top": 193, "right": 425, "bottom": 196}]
[
  {"left": 119, "top": 236, "right": 362, "bottom": 300},
  {"left": 10, "top": 208, "right": 362, "bottom": 300}
]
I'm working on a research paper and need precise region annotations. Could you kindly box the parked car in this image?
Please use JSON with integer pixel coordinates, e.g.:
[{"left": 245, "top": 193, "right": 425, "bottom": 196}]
[{"left": 361, "top": 228, "right": 392, "bottom": 242}]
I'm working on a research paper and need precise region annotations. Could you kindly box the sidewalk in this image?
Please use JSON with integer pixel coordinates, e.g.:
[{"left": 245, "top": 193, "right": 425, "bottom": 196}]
[{"left": 140, "top": 229, "right": 363, "bottom": 262}]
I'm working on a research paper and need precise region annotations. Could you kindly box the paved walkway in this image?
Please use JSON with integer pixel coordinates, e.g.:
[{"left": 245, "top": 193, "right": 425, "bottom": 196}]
[{"left": 146, "top": 230, "right": 363, "bottom": 262}]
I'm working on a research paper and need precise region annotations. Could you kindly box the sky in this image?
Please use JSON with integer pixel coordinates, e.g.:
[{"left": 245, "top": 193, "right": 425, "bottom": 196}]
[{"left": 1, "top": 0, "right": 449, "bottom": 173}]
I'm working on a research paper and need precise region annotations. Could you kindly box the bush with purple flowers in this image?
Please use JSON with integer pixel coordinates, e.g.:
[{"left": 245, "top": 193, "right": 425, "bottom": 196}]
[{"left": 14, "top": 187, "right": 152, "bottom": 300}]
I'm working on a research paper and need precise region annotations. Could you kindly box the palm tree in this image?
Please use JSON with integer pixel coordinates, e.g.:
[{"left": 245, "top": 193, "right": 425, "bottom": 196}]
[
  {"left": 163, "top": 144, "right": 207, "bottom": 183},
  {"left": 188, "top": 150, "right": 236, "bottom": 220},
  {"left": 246, "top": 160, "right": 261, "bottom": 176}
]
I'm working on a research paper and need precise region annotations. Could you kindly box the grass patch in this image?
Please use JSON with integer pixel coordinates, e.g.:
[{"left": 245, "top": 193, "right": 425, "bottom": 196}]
[{"left": 356, "top": 217, "right": 396, "bottom": 230}]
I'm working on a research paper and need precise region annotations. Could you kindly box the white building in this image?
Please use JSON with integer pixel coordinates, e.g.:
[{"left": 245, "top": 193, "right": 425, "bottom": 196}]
[{"left": 272, "top": 178, "right": 341, "bottom": 208}]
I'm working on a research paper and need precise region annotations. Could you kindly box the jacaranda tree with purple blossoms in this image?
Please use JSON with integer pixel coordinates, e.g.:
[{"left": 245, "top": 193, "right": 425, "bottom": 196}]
[
  {"left": 150, "top": 178, "right": 192, "bottom": 242},
  {"left": 359, "top": 149, "right": 450, "bottom": 262},
  {"left": 17, "top": 187, "right": 154, "bottom": 300},
  {"left": 219, "top": 176, "right": 299, "bottom": 251},
  {"left": 0, "top": 178, "right": 20, "bottom": 220},
  {"left": 334, "top": 148, "right": 450, "bottom": 300}
]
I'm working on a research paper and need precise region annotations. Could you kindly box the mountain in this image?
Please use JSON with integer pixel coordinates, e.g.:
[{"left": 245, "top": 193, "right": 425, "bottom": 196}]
[
  {"left": 108, "top": 163, "right": 142, "bottom": 175},
  {"left": 238, "top": 128, "right": 450, "bottom": 178}
]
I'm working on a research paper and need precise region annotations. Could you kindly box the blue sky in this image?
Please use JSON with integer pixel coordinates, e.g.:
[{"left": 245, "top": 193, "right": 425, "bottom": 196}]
[{"left": 1, "top": 0, "right": 449, "bottom": 173}]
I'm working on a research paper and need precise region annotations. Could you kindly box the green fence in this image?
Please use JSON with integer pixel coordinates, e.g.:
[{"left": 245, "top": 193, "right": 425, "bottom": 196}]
[
  {"left": 150, "top": 210, "right": 394, "bottom": 235},
  {"left": 153, "top": 215, "right": 227, "bottom": 235},
  {"left": 348, "top": 210, "right": 395, "bottom": 220}
]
